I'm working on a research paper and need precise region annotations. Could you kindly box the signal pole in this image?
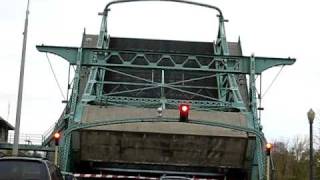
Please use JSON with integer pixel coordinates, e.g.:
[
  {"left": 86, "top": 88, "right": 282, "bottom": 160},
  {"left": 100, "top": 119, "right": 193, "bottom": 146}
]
[
  {"left": 12, "top": 0, "right": 30, "bottom": 156},
  {"left": 54, "top": 132, "right": 61, "bottom": 166},
  {"left": 266, "top": 143, "right": 272, "bottom": 180}
]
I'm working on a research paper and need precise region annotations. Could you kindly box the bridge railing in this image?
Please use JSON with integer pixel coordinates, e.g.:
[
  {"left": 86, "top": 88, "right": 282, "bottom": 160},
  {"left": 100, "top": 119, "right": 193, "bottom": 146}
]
[
  {"left": 7, "top": 131, "right": 45, "bottom": 145},
  {"left": 42, "top": 123, "right": 56, "bottom": 143}
]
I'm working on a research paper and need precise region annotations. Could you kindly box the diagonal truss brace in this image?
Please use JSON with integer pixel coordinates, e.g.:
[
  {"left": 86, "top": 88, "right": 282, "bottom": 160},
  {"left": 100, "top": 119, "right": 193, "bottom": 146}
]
[
  {"left": 81, "top": 66, "right": 235, "bottom": 109},
  {"left": 36, "top": 45, "right": 295, "bottom": 75}
]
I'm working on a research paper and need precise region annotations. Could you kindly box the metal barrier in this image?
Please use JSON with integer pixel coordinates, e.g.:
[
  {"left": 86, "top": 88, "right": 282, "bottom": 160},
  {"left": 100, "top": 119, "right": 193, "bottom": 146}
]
[
  {"left": 7, "top": 131, "right": 45, "bottom": 145},
  {"left": 60, "top": 172, "right": 219, "bottom": 180},
  {"left": 42, "top": 122, "right": 57, "bottom": 144}
]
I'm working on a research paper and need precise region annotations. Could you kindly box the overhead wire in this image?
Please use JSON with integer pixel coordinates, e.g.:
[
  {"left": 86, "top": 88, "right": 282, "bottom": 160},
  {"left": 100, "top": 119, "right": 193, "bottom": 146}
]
[
  {"left": 45, "top": 53, "right": 66, "bottom": 100},
  {"left": 262, "top": 65, "right": 284, "bottom": 98}
]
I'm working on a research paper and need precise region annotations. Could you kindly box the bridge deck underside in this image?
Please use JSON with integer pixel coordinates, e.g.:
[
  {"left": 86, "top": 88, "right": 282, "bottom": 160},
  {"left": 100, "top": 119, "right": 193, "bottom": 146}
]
[
  {"left": 79, "top": 128, "right": 254, "bottom": 170},
  {"left": 74, "top": 106, "right": 254, "bottom": 170}
]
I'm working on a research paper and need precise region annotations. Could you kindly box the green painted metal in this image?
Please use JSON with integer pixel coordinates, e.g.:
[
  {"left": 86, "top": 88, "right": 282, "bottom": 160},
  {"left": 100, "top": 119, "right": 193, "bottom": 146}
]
[
  {"left": 215, "top": 11, "right": 230, "bottom": 103},
  {"left": 97, "top": 15, "right": 108, "bottom": 49},
  {"left": 59, "top": 48, "right": 83, "bottom": 171},
  {"left": 36, "top": 0, "right": 295, "bottom": 179},
  {"left": 36, "top": 46, "right": 295, "bottom": 75},
  {"left": 249, "top": 55, "right": 264, "bottom": 179},
  {"left": 80, "top": 65, "right": 240, "bottom": 110}
]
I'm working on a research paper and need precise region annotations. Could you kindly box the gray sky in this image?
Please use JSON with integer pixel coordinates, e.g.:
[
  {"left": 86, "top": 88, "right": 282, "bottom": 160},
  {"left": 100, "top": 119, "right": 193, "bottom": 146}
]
[{"left": 0, "top": 0, "right": 319, "bottom": 141}]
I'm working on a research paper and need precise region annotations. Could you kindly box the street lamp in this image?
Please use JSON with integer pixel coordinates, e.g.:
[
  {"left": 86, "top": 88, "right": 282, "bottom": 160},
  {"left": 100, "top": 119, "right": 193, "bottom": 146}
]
[{"left": 308, "top": 108, "right": 315, "bottom": 180}]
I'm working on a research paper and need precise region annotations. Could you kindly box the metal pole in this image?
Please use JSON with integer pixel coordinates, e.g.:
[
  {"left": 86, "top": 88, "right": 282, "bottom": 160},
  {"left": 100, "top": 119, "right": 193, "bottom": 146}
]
[
  {"left": 12, "top": 0, "right": 30, "bottom": 156},
  {"left": 54, "top": 145, "right": 58, "bottom": 166},
  {"left": 310, "top": 122, "right": 314, "bottom": 180},
  {"left": 266, "top": 155, "right": 270, "bottom": 180}
]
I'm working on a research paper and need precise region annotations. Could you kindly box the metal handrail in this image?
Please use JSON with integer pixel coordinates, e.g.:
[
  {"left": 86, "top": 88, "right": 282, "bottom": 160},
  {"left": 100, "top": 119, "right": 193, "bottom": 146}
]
[
  {"left": 104, "top": 0, "right": 223, "bottom": 18},
  {"left": 7, "top": 131, "right": 44, "bottom": 145},
  {"left": 42, "top": 123, "right": 56, "bottom": 141}
]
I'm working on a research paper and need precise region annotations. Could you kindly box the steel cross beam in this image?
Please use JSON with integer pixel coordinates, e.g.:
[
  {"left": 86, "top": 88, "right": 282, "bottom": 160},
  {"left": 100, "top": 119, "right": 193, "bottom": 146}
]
[
  {"left": 98, "top": 0, "right": 225, "bottom": 48},
  {"left": 36, "top": 45, "right": 295, "bottom": 74},
  {"left": 62, "top": 117, "right": 266, "bottom": 149},
  {"left": 103, "top": 0, "right": 223, "bottom": 16}
]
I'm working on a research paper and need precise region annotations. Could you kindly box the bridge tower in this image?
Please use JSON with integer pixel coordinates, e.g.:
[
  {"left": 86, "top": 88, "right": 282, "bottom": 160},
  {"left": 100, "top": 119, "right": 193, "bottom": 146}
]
[{"left": 38, "top": 1, "right": 295, "bottom": 179}]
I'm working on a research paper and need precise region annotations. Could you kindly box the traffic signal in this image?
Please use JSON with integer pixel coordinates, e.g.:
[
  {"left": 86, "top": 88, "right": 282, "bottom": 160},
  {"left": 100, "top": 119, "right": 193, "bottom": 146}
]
[
  {"left": 179, "top": 104, "right": 190, "bottom": 122},
  {"left": 266, "top": 143, "right": 272, "bottom": 155},
  {"left": 54, "top": 132, "right": 60, "bottom": 146}
]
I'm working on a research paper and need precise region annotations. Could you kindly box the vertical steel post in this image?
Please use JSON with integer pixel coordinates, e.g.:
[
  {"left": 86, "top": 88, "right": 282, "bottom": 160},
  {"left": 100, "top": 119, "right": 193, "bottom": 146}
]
[
  {"left": 97, "top": 12, "right": 108, "bottom": 49},
  {"left": 160, "top": 70, "right": 166, "bottom": 109},
  {"left": 61, "top": 48, "right": 83, "bottom": 171},
  {"left": 250, "top": 55, "right": 264, "bottom": 180},
  {"left": 54, "top": 145, "right": 58, "bottom": 166},
  {"left": 13, "top": 0, "right": 30, "bottom": 156},
  {"left": 266, "top": 155, "right": 270, "bottom": 180}
]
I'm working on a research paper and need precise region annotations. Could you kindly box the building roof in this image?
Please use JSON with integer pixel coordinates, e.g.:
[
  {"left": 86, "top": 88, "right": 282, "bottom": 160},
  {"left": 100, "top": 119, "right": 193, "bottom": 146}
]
[{"left": 0, "top": 116, "right": 14, "bottom": 130}]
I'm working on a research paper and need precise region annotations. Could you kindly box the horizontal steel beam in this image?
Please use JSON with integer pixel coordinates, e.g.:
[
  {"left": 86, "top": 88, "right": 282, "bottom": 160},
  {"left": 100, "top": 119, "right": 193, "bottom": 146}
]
[
  {"left": 94, "top": 167, "right": 225, "bottom": 177},
  {"left": 90, "top": 96, "right": 234, "bottom": 109},
  {"left": 36, "top": 45, "right": 295, "bottom": 74},
  {"left": 64, "top": 117, "right": 264, "bottom": 142}
]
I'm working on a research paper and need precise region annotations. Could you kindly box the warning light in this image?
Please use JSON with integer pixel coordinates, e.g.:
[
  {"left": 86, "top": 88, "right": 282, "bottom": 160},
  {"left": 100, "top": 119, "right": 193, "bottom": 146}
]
[
  {"left": 54, "top": 132, "right": 60, "bottom": 146},
  {"left": 179, "top": 104, "right": 190, "bottom": 122},
  {"left": 266, "top": 143, "right": 272, "bottom": 155},
  {"left": 181, "top": 105, "right": 188, "bottom": 112},
  {"left": 266, "top": 143, "right": 272, "bottom": 149}
]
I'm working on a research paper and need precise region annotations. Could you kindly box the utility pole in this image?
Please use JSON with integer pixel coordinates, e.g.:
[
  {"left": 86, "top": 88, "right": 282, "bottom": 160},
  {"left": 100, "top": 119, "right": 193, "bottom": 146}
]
[
  {"left": 7, "top": 102, "right": 10, "bottom": 121},
  {"left": 12, "top": 0, "right": 30, "bottom": 156}
]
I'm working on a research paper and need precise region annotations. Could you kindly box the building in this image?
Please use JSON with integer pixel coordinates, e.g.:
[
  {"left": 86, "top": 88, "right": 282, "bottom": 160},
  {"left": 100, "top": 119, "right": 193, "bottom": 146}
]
[{"left": 0, "top": 116, "right": 14, "bottom": 143}]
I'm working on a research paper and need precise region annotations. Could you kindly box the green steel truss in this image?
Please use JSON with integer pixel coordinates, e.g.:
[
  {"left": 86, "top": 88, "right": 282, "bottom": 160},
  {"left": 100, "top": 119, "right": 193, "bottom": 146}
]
[
  {"left": 36, "top": 46, "right": 294, "bottom": 75},
  {"left": 37, "top": 45, "right": 294, "bottom": 113},
  {"left": 37, "top": 0, "right": 295, "bottom": 179}
]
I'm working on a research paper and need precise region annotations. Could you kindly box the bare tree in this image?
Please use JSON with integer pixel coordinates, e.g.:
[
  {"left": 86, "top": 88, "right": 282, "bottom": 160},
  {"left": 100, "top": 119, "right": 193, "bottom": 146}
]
[{"left": 271, "top": 137, "right": 309, "bottom": 180}]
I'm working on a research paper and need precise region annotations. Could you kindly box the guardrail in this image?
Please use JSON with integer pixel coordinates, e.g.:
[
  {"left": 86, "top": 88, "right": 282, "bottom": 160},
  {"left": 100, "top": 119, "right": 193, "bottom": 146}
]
[
  {"left": 60, "top": 172, "right": 219, "bottom": 180},
  {"left": 42, "top": 123, "right": 56, "bottom": 143},
  {"left": 7, "top": 131, "right": 45, "bottom": 145}
]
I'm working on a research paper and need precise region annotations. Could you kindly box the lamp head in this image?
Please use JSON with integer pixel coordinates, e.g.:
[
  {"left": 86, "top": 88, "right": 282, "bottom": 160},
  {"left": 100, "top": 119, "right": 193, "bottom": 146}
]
[{"left": 308, "top": 108, "right": 315, "bottom": 124}]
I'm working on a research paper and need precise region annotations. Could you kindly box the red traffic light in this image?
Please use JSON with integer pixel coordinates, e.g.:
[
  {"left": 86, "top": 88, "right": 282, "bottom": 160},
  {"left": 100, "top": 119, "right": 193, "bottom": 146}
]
[
  {"left": 54, "top": 132, "right": 60, "bottom": 146},
  {"left": 181, "top": 105, "right": 189, "bottom": 112},
  {"left": 266, "top": 143, "right": 272, "bottom": 150},
  {"left": 179, "top": 104, "right": 190, "bottom": 122},
  {"left": 266, "top": 143, "right": 272, "bottom": 155},
  {"left": 54, "top": 132, "right": 60, "bottom": 139}
]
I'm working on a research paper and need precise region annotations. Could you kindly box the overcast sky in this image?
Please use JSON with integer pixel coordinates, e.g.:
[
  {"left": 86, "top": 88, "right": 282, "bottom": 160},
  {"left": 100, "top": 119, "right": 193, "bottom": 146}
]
[{"left": 0, "top": 0, "right": 320, "bottom": 141}]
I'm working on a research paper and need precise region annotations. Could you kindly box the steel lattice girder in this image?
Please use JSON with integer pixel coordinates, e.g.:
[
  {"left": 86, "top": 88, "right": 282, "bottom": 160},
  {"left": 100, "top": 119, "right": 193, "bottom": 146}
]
[{"left": 36, "top": 45, "right": 295, "bottom": 74}]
